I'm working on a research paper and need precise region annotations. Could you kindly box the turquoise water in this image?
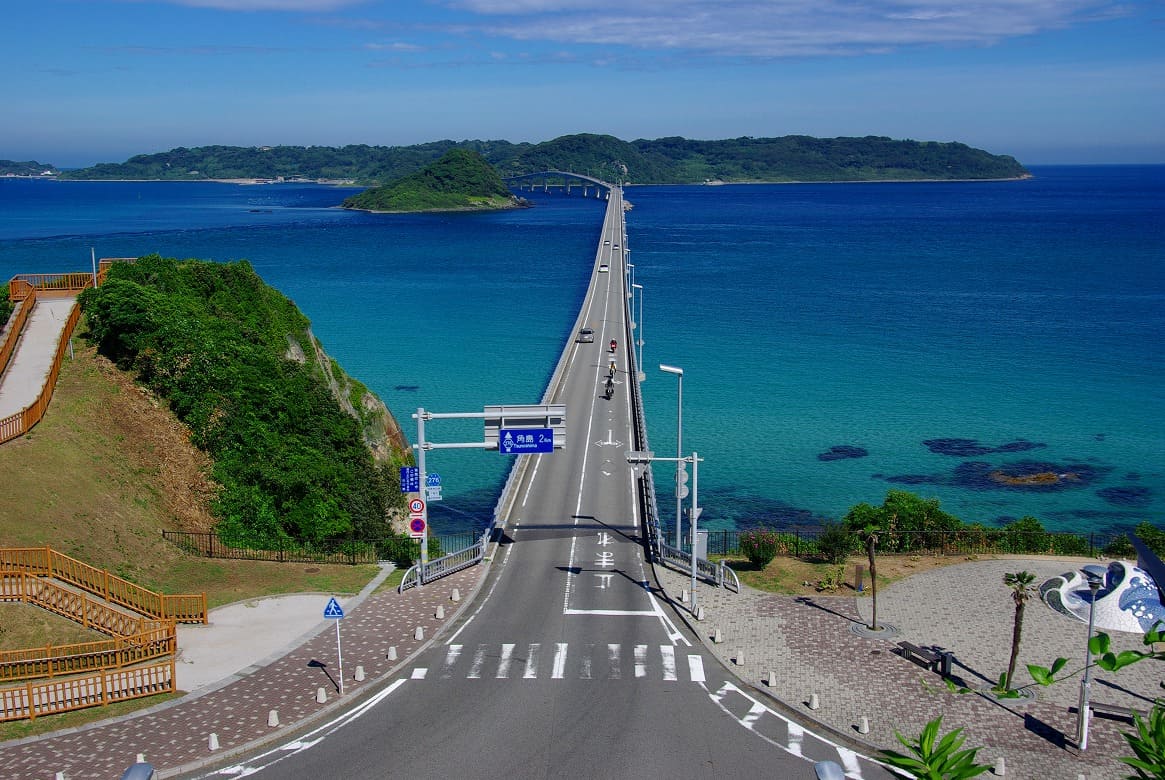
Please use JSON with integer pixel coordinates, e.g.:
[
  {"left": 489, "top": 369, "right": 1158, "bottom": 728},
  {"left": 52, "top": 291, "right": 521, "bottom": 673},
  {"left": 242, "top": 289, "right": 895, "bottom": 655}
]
[{"left": 1, "top": 167, "right": 1162, "bottom": 536}]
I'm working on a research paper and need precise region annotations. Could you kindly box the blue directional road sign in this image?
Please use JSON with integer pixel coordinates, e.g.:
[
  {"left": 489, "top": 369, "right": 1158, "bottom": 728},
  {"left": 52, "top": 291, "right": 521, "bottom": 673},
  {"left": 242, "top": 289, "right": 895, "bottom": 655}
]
[
  {"left": 498, "top": 428, "right": 555, "bottom": 455},
  {"left": 323, "top": 597, "right": 344, "bottom": 619},
  {"left": 400, "top": 466, "right": 420, "bottom": 493}
]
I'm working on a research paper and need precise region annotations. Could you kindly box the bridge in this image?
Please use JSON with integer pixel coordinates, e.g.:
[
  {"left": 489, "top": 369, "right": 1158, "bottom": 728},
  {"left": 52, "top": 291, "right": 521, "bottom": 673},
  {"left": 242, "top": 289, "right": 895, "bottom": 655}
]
[
  {"left": 503, "top": 170, "right": 615, "bottom": 199},
  {"left": 0, "top": 209, "right": 884, "bottom": 778}
]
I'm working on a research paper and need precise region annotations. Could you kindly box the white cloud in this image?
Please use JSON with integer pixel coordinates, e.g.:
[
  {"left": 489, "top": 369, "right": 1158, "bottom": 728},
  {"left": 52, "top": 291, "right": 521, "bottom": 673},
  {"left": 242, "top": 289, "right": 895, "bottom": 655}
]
[{"left": 439, "top": 0, "right": 1137, "bottom": 57}]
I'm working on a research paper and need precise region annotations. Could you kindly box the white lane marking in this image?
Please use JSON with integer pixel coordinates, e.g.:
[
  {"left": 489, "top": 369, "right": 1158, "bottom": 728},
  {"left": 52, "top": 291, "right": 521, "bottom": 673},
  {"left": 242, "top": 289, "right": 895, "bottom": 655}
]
[
  {"left": 497, "top": 643, "right": 515, "bottom": 679},
  {"left": 209, "top": 679, "right": 408, "bottom": 776},
  {"left": 660, "top": 645, "right": 677, "bottom": 681},
  {"left": 564, "top": 608, "right": 657, "bottom": 616},
  {"left": 786, "top": 722, "right": 805, "bottom": 758},
  {"left": 644, "top": 585, "right": 691, "bottom": 646},
  {"left": 580, "top": 644, "right": 593, "bottom": 679},
  {"left": 607, "top": 643, "right": 621, "bottom": 679},
  {"left": 563, "top": 533, "right": 578, "bottom": 613},
  {"left": 594, "top": 573, "right": 613, "bottom": 589},
  {"left": 521, "top": 454, "right": 542, "bottom": 508},
  {"left": 552, "top": 642, "right": 568, "bottom": 679},
  {"left": 742, "top": 700, "right": 766, "bottom": 728},
  {"left": 411, "top": 667, "right": 427, "bottom": 680},
  {"left": 467, "top": 644, "right": 486, "bottom": 679},
  {"left": 840, "top": 747, "right": 864, "bottom": 774},
  {"left": 524, "top": 643, "right": 540, "bottom": 679},
  {"left": 445, "top": 536, "right": 514, "bottom": 645},
  {"left": 634, "top": 644, "right": 648, "bottom": 678},
  {"left": 442, "top": 644, "right": 462, "bottom": 678},
  {"left": 687, "top": 654, "right": 706, "bottom": 682}
]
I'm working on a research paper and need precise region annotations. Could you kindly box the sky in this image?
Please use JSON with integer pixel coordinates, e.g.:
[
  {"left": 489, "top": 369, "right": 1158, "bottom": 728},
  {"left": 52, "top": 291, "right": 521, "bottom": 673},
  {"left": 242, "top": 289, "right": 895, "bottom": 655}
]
[{"left": 4, "top": 0, "right": 1164, "bottom": 167}]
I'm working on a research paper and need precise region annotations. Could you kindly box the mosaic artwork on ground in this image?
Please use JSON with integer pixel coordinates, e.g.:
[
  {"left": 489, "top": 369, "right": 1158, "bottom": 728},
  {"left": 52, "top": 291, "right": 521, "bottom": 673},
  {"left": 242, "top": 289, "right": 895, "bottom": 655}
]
[{"left": 1040, "top": 561, "right": 1164, "bottom": 634}]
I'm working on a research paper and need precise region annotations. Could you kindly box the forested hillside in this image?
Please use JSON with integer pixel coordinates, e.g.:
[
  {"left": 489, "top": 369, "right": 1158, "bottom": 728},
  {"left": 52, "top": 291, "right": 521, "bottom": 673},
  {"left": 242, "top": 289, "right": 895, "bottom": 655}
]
[
  {"left": 342, "top": 148, "right": 520, "bottom": 212},
  {"left": 57, "top": 133, "right": 1028, "bottom": 185},
  {"left": 78, "top": 256, "right": 409, "bottom": 549}
]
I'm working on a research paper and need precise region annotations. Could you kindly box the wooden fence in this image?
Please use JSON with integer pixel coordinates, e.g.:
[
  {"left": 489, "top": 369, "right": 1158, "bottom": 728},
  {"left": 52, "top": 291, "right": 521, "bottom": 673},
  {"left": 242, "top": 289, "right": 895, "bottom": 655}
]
[
  {"left": 0, "top": 547, "right": 206, "bottom": 624},
  {"left": 0, "top": 621, "right": 175, "bottom": 684},
  {"left": 0, "top": 660, "right": 175, "bottom": 722},
  {"left": 0, "top": 288, "right": 36, "bottom": 378}
]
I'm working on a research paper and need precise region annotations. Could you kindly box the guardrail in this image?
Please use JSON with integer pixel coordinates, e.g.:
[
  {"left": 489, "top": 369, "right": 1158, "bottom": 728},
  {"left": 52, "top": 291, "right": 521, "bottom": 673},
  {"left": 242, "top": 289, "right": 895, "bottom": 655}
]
[
  {"left": 0, "top": 659, "right": 175, "bottom": 722},
  {"left": 0, "top": 547, "right": 207, "bottom": 624},
  {"left": 398, "top": 528, "right": 488, "bottom": 592}
]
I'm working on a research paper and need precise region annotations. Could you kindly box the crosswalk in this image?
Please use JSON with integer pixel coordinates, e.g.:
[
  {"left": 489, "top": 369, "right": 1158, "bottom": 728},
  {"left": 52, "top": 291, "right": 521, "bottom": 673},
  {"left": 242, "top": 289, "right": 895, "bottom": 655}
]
[{"left": 421, "top": 643, "right": 706, "bottom": 683}]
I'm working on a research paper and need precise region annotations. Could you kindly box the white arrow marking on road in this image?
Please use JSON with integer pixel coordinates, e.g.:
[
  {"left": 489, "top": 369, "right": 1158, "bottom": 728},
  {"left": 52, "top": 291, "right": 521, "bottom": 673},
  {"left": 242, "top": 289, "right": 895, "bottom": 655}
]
[{"left": 597, "top": 531, "right": 613, "bottom": 546}]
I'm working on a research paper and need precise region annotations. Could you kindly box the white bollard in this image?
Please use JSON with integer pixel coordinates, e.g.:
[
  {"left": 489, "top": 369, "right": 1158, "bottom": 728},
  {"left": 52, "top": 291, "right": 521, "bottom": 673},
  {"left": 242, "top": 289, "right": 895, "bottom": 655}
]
[
  {"left": 993, "top": 756, "right": 1006, "bottom": 776},
  {"left": 809, "top": 693, "right": 820, "bottom": 710},
  {"left": 268, "top": 709, "right": 280, "bottom": 727},
  {"left": 858, "top": 716, "right": 870, "bottom": 735},
  {"left": 734, "top": 652, "right": 745, "bottom": 666},
  {"left": 451, "top": 588, "right": 460, "bottom": 602},
  {"left": 55, "top": 773, "right": 66, "bottom": 780},
  {"left": 414, "top": 626, "right": 424, "bottom": 641},
  {"left": 695, "top": 606, "right": 705, "bottom": 621},
  {"left": 765, "top": 670, "right": 776, "bottom": 686},
  {"left": 355, "top": 665, "right": 365, "bottom": 682},
  {"left": 208, "top": 733, "right": 220, "bottom": 752},
  {"left": 680, "top": 588, "right": 689, "bottom": 603},
  {"left": 712, "top": 628, "right": 723, "bottom": 643},
  {"left": 316, "top": 687, "right": 327, "bottom": 704},
  {"left": 137, "top": 754, "right": 146, "bottom": 764},
  {"left": 387, "top": 646, "right": 398, "bottom": 661},
  {"left": 436, "top": 605, "right": 445, "bottom": 619}
]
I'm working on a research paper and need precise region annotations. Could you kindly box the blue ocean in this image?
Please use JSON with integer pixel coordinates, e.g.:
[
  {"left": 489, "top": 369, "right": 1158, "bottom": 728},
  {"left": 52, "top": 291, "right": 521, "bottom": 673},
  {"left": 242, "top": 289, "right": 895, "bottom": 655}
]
[{"left": 1, "top": 167, "right": 1162, "bottom": 537}]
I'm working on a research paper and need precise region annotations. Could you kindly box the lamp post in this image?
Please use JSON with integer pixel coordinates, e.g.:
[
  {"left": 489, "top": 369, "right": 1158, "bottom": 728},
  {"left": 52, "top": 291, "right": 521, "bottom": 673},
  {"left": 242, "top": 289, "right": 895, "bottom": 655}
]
[
  {"left": 659, "top": 364, "right": 684, "bottom": 549},
  {"left": 626, "top": 263, "right": 636, "bottom": 335},
  {"left": 626, "top": 449, "right": 702, "bottom": 611},
  {"left": 1077, "top": 571, "right": 1104, "bottom": 750},
  {"left": 633, "top": 284, "right": 644, "bottom": 381}
]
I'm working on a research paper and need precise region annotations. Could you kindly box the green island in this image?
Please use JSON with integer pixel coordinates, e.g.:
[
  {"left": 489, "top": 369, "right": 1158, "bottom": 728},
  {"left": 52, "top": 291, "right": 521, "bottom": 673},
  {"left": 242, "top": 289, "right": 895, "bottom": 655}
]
[
  {"left": 45, "top": 133, "right": 1028, "bottom": 185},
  {"left": 341, "top": 148, "right": 523, "bottom": 213},
  {"left": 0, "top": 159, "right": 58, "bottom": 176}
]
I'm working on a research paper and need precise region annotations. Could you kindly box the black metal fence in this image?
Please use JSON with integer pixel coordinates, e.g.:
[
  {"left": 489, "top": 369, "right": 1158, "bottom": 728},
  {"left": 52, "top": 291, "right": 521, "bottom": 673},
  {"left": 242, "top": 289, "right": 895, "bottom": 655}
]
[
  {"left": 704, "top": 528, "right": 1131, "bottom": 560},
  {"left": 162, "top": 530, "right": 481, "bottom": 566}
]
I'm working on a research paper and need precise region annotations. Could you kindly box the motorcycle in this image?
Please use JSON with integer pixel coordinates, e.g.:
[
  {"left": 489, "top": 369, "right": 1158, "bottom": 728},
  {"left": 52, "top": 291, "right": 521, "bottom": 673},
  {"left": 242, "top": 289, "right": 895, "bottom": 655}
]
[{"left": 604, "top": 377, "right": 614, "bottom": 400}]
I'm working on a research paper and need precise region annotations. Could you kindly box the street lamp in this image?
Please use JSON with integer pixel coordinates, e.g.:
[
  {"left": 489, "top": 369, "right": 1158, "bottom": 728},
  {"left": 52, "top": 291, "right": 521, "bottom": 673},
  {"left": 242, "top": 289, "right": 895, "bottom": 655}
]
[
  {"left": 1077, "top": 571, "right": 1104, "bottom": 750},
  {"left": 659, "top": 364, "right": 684, "bottom": 550}
]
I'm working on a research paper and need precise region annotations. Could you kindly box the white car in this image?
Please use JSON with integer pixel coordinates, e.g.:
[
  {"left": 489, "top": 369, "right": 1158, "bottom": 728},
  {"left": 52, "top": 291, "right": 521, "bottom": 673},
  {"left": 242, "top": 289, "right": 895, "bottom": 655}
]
[{"left": 598, "top": 264, "right": 609, "bottom": 273}]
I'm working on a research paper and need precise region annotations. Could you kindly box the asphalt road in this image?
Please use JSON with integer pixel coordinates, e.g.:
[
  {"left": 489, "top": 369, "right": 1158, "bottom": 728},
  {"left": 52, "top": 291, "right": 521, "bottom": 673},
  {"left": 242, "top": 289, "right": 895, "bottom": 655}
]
[{"left": 200, "top": 189, "right": 857, "bottom": 780}]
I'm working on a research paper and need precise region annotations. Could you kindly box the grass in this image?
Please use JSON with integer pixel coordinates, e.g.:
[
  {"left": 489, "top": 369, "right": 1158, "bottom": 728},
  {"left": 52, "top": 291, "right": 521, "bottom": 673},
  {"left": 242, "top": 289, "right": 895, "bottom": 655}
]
[
  {"left": 725, "top": 553, "right": 975, "bottom": 596},
  {"left": 0, "top": 693, "right": 183, "bottom": 741},
  {"left": 0, "top": 344, "right": 383, "bottom": 737}
]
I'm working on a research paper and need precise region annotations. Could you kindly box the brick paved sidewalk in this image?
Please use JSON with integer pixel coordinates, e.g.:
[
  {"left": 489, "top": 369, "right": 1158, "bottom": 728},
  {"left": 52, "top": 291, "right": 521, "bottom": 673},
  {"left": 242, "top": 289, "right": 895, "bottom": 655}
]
[
  {"left": 654, "top": 556, "right": 1158, "bottom": 780},
  {"left": 1, "top": 566, "right": 485, "bottom": 780}
]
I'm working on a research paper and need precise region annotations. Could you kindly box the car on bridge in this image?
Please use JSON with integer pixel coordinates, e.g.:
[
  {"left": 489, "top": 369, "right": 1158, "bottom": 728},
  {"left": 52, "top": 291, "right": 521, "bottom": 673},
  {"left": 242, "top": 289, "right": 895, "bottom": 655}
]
[
  {"left": 598, "top": 264, "right": 609, "bottom": 273},
  {"left": 576, "top": 327, "right": 595, "bottom": 343}
]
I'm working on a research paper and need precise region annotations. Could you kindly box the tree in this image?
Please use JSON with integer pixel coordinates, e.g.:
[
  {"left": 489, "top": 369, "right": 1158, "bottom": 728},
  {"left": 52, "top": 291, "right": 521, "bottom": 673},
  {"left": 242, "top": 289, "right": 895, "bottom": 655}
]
[{"left": 1000, "top": 571, "right": 1037, "bottom": 692}]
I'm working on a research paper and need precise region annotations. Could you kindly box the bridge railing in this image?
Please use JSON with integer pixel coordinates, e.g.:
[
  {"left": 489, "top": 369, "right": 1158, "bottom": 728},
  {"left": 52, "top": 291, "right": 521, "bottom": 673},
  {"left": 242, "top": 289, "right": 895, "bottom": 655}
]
[{"left": 398, "top": 528, "right": 488, "bottom": 593}]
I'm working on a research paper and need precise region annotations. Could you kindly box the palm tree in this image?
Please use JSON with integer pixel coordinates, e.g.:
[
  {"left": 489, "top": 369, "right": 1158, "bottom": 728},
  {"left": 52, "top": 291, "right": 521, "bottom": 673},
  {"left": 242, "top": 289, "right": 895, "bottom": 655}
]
[
  {"left": 863, "top": 524, "right": 880, "bottom": 631},
  {"left": 1002, "top": 571, "right": 1037, "bottom": 691}
]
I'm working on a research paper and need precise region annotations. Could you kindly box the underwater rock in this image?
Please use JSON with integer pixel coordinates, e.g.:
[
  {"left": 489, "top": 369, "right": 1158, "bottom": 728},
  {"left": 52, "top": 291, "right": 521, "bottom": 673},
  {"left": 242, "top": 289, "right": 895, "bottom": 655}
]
[
  {"left": 1097, "top": 486, "right": 1152, "bottom": 508},
  {"left": 817, "top": 445, "right": 869, "bottom": 462},
  {"left": 923, "top": 438, "right": 1045, "bottom": 457}
]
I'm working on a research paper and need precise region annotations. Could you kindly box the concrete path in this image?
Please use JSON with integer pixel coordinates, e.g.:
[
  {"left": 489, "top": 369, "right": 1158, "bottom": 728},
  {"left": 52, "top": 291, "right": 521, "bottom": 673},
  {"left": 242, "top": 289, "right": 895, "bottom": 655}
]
[{"left": 0, "top": 295, "right": 76, "bottom": 418}]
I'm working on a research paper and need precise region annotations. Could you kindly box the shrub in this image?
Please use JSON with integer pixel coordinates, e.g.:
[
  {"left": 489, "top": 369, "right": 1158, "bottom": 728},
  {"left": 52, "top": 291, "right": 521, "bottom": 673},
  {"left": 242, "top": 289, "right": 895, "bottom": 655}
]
[
  {"left": 816, "top": 522, "right": 856, "bottom": 564},
  {"left": 1105, "top": 535, "right": 1136, "bottom": 558},
  {"left": 739, "top": 527, "right": 783, "bottom": 567}
]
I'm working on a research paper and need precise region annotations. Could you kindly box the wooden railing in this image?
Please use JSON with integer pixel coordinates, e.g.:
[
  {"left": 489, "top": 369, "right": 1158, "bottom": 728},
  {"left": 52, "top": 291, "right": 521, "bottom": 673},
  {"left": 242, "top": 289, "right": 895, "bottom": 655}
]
[
  {"left": 0, "top": 621, "right": 175, "bottom": 683},
  {"left": 7, "top": 273, "right": 95, "bottom": 298},
  {"left": 0, "top": 293, "right": 82, "bottom": 445},
  {"left": 0, "top": 660, "right": 175, "bottom": 722},
  {"left": 0, "top": 288, "right": 36, "bottom": 378},
  {"left": 0, "top": 547, "right": 207, "bottom": 624}
]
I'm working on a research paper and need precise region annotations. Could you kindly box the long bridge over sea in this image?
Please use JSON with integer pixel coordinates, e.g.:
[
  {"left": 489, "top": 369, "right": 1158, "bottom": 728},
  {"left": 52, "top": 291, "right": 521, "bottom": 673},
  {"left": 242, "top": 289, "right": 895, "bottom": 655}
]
[
  {"left": 503, "top": 169, "right": 615, "bottom": 198},
  {"left": 0, "top": 183, "right": 885, "bottom": 779}
]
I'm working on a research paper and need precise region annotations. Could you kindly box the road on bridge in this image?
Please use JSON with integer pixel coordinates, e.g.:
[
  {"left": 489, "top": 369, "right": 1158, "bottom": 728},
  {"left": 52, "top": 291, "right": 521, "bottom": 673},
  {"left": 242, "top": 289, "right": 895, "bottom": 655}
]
[{"left": 197, "top": 188, "right": 888, "bottom": 780}]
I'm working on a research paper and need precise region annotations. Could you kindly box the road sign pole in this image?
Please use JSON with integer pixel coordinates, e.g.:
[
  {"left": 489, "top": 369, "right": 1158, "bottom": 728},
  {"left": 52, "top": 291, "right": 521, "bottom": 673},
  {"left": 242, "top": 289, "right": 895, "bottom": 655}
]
[
  {"left": 336, "top": 619, "right": 344, "bottom": 696},
  {"left": 416, "top": 408, "right": 429, "bottom": 571},
  {"left": 691, "top": 451, "right": 699, "bottom": 612}
]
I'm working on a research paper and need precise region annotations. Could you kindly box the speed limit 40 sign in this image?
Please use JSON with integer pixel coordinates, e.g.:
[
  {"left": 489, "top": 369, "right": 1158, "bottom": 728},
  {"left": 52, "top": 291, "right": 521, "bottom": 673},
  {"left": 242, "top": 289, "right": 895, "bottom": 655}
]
[{"left": 408, "top": 497, "right": 425, "bottom": 514}]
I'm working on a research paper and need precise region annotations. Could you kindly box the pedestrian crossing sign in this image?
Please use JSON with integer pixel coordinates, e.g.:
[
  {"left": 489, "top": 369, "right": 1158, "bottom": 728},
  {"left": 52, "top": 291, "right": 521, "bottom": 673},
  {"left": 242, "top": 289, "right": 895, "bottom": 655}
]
[{"left": 323, "top": 597, "right": 344, "bottom": 619}]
